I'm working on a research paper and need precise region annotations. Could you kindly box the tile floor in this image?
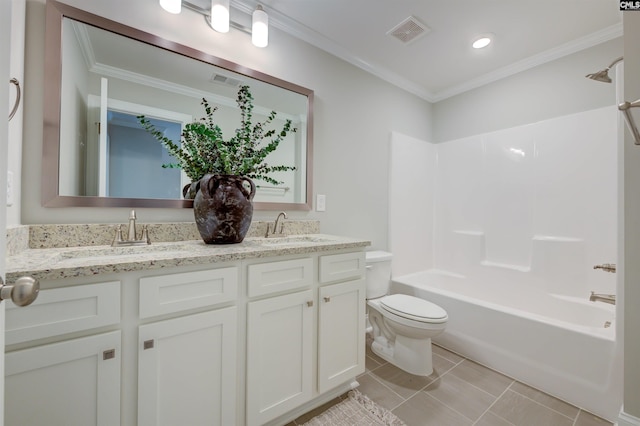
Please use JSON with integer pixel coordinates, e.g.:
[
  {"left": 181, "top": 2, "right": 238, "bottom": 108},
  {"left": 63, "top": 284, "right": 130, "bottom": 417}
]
[{"left": 292, "top": 342, "right": 614, "bottom": 426}]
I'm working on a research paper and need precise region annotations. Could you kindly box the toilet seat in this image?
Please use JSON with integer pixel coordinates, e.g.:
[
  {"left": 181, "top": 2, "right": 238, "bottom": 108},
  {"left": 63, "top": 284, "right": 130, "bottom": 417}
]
[{"left": 380, "top": 294, "right": 448, "bottom": 324}]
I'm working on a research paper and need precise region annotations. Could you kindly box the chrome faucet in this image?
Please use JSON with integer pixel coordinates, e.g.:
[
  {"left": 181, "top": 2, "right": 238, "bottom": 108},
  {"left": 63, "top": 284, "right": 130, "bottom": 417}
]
[
  {"left": 112, "top": 209, "right": 151, "bottom": 246},
  {"left": 127, "top": 209, "right": 137, "bottom": 241},
  {"left": 265, "top": 211, "right": 287, "bottom": 237},
  {"left": 589, "top": 291, "right": 616, "bottom": 305},
  {"left": 594, "top": 263, "right": 616, "bottom": 273}
]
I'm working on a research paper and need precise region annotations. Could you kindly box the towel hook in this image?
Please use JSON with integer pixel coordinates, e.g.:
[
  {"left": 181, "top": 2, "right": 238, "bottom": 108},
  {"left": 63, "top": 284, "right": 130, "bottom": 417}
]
[
  {"left": 619, "top": 99, "right": 640, "bottom": 145},
  {"left": 9, "top": 78, "right": 21, "bottom": 121}
]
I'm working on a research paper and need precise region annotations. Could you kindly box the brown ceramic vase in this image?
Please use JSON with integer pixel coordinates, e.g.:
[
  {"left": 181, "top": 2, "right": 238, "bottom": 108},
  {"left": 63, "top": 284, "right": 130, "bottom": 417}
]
[{"left": 193, "top": 174, "right": 256, "bottom": 244}]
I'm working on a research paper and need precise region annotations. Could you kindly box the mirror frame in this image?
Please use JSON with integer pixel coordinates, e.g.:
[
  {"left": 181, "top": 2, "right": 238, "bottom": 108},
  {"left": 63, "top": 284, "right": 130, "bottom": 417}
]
[{"left": 42, "top": 0, "right": 314, "bottom": 210}]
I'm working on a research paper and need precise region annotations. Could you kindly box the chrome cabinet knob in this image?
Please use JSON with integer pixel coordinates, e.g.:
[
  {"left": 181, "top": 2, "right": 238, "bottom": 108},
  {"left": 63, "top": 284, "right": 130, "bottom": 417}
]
[{"left": 0, "top": 276, "right": 39, "bottom": 307}]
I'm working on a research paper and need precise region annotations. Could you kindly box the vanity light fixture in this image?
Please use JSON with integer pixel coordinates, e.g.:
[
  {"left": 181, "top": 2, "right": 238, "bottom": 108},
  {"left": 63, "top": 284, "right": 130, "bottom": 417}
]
[
  {"left": 252, "top": 5, "right": 268, "bottom": 47},
  {"left": 472, "top": 34, "right": 493, "bottom": 49},
  {"left": 210, "top": 0, "right": 230, "bottom": 33},
  {"left": 158, "top": 0, "right": 269, "bottom": 47},
  {"left": 159, "top": 0, "right": 182, "bottom": 14}
]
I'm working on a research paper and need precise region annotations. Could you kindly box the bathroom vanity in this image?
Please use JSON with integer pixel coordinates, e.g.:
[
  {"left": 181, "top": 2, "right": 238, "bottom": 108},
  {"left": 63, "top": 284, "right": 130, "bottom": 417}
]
[{"left": 4, "top": 227, "right": 369, "bottom": 426}]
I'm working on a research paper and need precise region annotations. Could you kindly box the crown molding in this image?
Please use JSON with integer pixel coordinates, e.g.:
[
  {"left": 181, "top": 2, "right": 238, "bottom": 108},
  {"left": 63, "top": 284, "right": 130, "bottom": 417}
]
[
  {"left": 231, "top": 2, "right": 623, "bottom": 103},
  {"left": 431, "top": 23, "right": 623, "bottom": 102}
]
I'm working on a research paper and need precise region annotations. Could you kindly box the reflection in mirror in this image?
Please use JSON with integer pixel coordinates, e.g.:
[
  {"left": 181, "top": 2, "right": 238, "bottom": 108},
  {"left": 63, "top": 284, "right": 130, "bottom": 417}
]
[{"left": 43, "top": 0, "right": 313, "bottom": 210}]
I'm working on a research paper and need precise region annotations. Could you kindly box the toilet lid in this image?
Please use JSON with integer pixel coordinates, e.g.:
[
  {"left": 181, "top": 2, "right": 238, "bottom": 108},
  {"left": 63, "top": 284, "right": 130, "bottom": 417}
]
[{"left": 380, "top": 294, "right": 448, "bottom": 323}]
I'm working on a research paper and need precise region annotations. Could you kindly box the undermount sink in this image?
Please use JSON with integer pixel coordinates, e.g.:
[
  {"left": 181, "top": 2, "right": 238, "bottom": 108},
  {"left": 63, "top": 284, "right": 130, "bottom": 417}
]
[
  {"left": 255, "top": 235, "right": 339, "bottom": 247},
  {"left": 54, "top": 243, "right": 194, "bottom": 263}
]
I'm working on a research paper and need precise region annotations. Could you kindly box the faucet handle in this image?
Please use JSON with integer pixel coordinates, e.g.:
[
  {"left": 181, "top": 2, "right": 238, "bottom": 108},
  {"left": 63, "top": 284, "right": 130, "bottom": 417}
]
[
  {"left": 112, "top": 225, "right": 124, "bottom": 246},
  {"left": 141, "top": 225, "right": 151, "bottom": 244}
]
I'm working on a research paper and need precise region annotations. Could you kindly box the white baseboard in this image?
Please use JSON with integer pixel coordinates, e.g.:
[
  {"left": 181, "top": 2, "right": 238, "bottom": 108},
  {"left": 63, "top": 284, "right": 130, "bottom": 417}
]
[{"left": 618, "top": 408, "right": 640, "bottom": 426}]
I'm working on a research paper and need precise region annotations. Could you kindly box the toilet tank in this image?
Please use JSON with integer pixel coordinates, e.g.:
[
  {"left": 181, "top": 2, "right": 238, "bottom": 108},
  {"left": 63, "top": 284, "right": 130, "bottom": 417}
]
[{"left": 365, "top": 251, "right": 393, "bottom": 299}]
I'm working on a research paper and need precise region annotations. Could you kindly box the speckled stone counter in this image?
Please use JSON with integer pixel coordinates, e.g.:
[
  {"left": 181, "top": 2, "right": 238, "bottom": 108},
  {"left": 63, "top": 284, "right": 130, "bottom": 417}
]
[
  {"left": 6, "top": 231, "right": 370, "bottom": 283},
  {"left": 13, "top": 220, "right": 321, "bottom": 251}
]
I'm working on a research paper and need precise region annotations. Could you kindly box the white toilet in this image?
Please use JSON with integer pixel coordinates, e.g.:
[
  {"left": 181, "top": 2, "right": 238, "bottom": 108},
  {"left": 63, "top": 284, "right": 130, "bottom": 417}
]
[{"left": 365, "top": 251, "right": 448, "bottom": 376}]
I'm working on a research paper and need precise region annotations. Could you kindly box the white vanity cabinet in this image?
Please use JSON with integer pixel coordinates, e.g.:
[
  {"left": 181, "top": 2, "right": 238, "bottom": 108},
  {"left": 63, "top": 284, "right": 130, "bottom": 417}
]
[
  {"left": 5, "top": 240, "right": 368, "bottom": 426},
  {"left": 137, "top": 267, "right": 239, "bottom": 426},
  {"left": 246, "top": 257, "right": 314, "bottom": 425},
  {"left": 4, "top": 281, "right": 122, "bottom": 426},
  {"left": 318, "top": 252, "right": 366, "bottom": 393},
  {"left": 245, "top": 252, "right": 365, "bottom": 426}
]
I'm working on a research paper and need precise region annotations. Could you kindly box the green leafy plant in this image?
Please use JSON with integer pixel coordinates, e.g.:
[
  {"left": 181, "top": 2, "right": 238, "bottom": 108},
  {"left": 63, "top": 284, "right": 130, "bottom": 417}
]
[{"left": 138, "top": 84, "right": 296, "bottom": 186}]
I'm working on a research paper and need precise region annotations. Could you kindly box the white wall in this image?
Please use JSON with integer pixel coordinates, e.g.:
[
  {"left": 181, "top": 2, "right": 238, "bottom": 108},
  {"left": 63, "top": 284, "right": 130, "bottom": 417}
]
[
  {"left": 19, "top": 0, "right": 432, "bottom": 252},
  {"left": 433, "top": 38, "right": 622, "bottom": 143}
]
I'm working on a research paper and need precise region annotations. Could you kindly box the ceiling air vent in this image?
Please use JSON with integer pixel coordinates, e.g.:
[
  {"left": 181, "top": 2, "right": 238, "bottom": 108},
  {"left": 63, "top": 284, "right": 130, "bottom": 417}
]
[
  {"left": 210, "top": 73, "right": 243, "bottom": 87},
  {"left": 387, "top": 16, "right": 430, "bottom": 45}
]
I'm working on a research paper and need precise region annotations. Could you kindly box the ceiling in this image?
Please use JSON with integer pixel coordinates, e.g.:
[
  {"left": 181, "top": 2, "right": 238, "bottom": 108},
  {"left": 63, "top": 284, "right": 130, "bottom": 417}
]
[{"left": 228, "top": 0, "right": 622, "bottom": 102}]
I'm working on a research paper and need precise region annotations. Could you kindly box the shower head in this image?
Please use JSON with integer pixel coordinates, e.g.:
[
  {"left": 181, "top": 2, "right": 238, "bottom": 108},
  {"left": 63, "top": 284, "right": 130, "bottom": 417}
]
[
  {"left": 586, "top": 69, "right": 613, "bottom": 83},
  {"left": 586, "top": 56, "right": 623, "bottom": 83}
]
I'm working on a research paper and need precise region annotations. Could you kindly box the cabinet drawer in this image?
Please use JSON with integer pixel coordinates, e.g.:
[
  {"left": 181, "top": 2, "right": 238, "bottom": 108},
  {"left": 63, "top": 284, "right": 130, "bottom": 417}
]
[
  {"left": 247, "top": 258, "right": 313, "bottom": 297},
  {"left": 139, "top": 267, "right": 238, "bottom": 319},
  {"left": 6, "top": 281, "right": 121, "bottom": 345},
  {"left": 319, "top": 252, "right": 365, "bottom": 284}
]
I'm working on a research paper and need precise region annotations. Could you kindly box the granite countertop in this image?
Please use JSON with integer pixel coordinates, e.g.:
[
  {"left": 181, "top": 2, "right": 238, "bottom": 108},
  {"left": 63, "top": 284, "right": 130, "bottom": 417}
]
[{"left": 5, "top": 234, "right": 371, "bottom": 283}]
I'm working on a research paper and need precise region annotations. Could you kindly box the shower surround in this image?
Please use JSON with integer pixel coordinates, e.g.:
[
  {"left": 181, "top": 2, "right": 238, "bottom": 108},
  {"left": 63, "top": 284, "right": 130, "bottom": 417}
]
[{"left": 388, "top": 105, "right": 622, "bottom": 421}]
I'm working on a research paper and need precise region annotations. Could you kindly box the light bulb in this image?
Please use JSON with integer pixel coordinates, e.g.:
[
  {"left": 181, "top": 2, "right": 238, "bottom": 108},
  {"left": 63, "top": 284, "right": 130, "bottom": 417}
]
[
  {"left": 252, "top": 5, "right": 268, "bottom": 47},
  {"left": 210, "top": 0, "right": 230, "bottom": 33},
  {"left": 159, "top": 0, "right": 181, "bottom": 14},
  {"left": 472, "top": 35, "right": 492, "bottom": 49}
]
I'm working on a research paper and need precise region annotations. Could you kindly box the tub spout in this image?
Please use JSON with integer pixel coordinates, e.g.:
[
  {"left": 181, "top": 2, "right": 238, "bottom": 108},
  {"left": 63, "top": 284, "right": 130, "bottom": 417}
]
[{"left": 589, "top": 291, "right": 616, "bottom": 305}]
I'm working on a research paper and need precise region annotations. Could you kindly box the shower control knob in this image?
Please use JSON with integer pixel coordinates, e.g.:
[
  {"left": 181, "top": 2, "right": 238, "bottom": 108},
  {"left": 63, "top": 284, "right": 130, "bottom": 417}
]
[{"left": 0, "top": 276, "right": 40, "bottom": 306}]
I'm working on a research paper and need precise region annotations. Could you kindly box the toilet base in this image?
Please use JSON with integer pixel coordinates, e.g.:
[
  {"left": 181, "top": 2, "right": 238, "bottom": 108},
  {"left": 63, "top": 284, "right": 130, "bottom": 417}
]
[{"left": 370, "top": 334, "right": 434, "bottom": 376}]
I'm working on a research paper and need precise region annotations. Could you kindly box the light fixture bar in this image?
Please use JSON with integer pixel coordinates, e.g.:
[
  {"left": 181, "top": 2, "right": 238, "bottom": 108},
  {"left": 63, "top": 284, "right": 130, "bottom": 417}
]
[
  {"left": 174, "top": 1, "right": 267, "bottom": 46},
  {"left": 182, "top": 1, "right": 207, "bottom": 15},
  {"left": 182, "top": 1, "right": 250, "bottom": 34}
]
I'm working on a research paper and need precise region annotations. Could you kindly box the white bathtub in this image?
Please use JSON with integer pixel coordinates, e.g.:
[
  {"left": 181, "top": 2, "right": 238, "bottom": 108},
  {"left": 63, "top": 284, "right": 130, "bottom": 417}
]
[{"left": 391, "top": 269, "right": 622, "bottom": 422}]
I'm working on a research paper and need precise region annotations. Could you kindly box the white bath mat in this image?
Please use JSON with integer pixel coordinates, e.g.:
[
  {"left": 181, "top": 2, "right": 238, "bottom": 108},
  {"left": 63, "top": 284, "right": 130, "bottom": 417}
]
[{"left": 302, "top": 389, "right": 406, "bottom": 426}]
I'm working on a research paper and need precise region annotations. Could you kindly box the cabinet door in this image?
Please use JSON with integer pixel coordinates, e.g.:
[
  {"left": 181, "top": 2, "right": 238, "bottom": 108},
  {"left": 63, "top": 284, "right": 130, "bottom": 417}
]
[
  {"left": 5, "top": 331, "right": 121, "bottom": 426},
  {"left": 246, "top": 290, "right": 314, "bottom": 426},
  {"left": 137, "top": 307, "right": 237, "bottom": 426},
  {"left": 318, "top": 279, "right": 366, "bottom": 393}
]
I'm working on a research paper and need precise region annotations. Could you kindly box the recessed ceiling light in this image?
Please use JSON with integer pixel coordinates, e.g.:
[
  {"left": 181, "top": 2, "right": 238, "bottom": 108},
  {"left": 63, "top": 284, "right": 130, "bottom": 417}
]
[{"left": 472, "top": 35, "right": 493, "bottom": 49}]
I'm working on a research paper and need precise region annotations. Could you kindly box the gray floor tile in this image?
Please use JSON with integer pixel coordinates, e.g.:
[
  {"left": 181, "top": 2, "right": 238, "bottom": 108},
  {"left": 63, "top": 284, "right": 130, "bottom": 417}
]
[
  {"left": 575, "top": 409, "right": 614, "bottom": 426},
  {"left": 423, "top": 373, "right": 497, "bottom": 421},
  {"left": 393, "top": 391, "right": 473, "bottom": 426},
  {"left": 432, "top": 344, "right": 465, "bottom": 364},
  {"left": 368, "top": 362, "right": 437, "bottom": 400},
  {"left": 365, "top": 354, "right": 385, "bottom": 372},
  {"left": 448, "top": 359, "right": 513, "bottom": 397},
  {"left": 355, "top": 373, "right": 405, "bottom": 412},
  {"left": 368, "top": 353, "right": 455, "bottom": 399},
  {"left": 474, "top": 411, "right": 515, "bottom": 426},
  {"left": 489, "top": 389, "right": 574, "bottom": 426},
  {"left": 510, "top": 381, "right": 579, "bottom": 420}
]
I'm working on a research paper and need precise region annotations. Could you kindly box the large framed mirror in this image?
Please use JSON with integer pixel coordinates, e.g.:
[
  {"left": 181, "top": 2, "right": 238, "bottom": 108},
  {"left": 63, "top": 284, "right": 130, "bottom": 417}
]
[{"left": 42, "top": 0, "right": 313, "bottom": 210}]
